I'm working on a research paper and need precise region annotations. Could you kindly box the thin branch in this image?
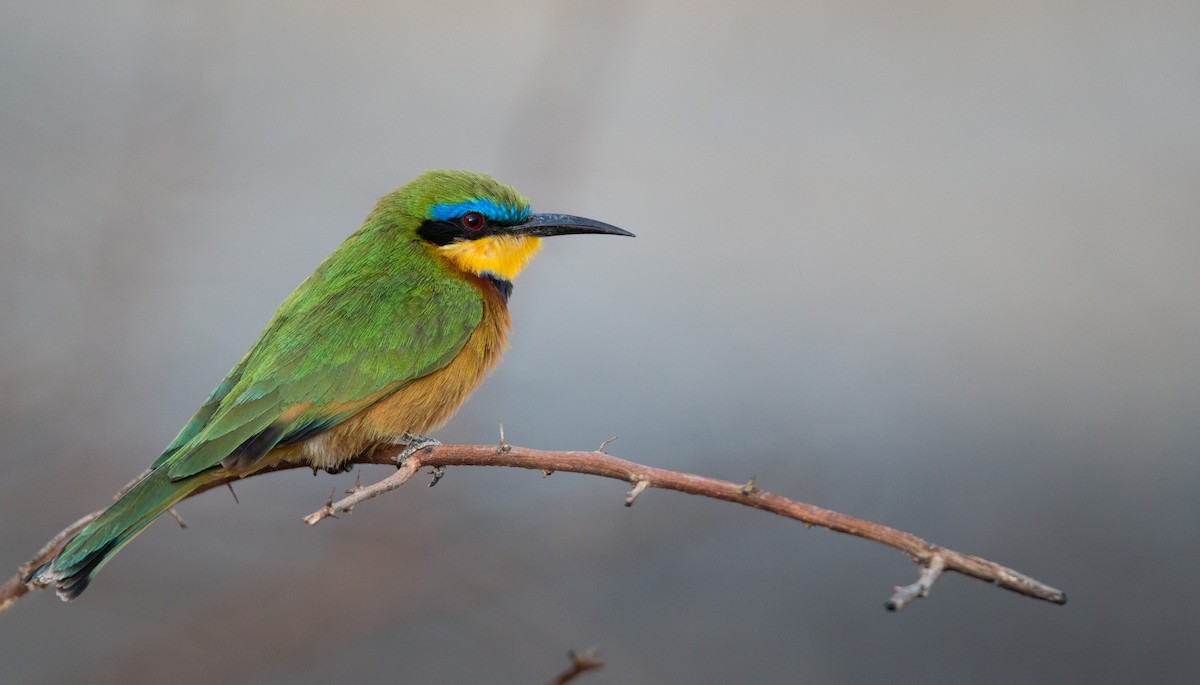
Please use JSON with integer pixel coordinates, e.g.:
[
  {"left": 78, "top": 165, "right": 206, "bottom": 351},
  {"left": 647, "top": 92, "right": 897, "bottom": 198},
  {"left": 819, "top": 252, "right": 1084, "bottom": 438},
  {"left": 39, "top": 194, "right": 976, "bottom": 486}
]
[
  {"left": 2, "top": 443, "right": 1066, "bottom": 615},
  {"left": 547, "top": 647, "right": 604, "bottom": 685}
]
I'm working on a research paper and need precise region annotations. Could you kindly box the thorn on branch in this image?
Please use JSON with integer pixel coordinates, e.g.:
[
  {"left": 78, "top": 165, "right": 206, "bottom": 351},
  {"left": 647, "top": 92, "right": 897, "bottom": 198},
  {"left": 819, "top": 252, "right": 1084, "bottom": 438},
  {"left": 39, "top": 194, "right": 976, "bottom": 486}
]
[
  {"left": 886, "top": 555, "right": 946, "bottom": 611},
  {"left": 318, "top": 488, "right": 340, "bottom": 520},
  {"left": 540, "top": 468, "right": 555, "bottom": 477},
  {"left": 596, "top": 435, "right": 618, "bottom": 453},
  {"left": 303, "top": 490, "right": 340, "bottom": 526},
  {"left": 741, "top": 476, "right": 757, "bottom": 495},
  {"left": 167, "top": 508, "right": 187, "bottom": 529},
  {"left": 496, "top": 421, "right": 512, "bottom": 454},
  {"left": 625, "top": 479, "right": 649, "bottom": 507},
  {"left": 226, "top": 483, "right": 240, "bottom": 504}
]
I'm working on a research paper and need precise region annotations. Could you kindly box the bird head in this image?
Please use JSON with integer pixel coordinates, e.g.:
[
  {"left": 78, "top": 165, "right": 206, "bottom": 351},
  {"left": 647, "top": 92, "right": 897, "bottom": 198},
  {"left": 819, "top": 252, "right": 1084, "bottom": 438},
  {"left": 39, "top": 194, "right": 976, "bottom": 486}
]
[{"left": 375, "top": 170, "right": 632, "bottom": 287}]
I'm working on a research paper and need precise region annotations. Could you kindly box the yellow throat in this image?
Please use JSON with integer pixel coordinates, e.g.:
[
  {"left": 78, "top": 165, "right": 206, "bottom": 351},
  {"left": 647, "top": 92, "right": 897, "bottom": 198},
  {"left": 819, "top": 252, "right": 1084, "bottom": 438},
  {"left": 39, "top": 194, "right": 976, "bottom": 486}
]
[{"left": 438, "top": 235, "right": 543, "bottom": 282}]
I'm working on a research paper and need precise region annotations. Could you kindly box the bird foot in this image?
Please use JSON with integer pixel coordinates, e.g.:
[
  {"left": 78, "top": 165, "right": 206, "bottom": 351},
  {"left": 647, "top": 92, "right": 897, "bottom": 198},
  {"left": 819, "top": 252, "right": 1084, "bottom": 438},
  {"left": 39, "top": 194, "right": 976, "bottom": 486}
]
[
  {"left": 322, "top": 463, "right": 354, "bottom": 475},
  {"left": 395, "top": 432, "right": 441, "bottom": 467}
]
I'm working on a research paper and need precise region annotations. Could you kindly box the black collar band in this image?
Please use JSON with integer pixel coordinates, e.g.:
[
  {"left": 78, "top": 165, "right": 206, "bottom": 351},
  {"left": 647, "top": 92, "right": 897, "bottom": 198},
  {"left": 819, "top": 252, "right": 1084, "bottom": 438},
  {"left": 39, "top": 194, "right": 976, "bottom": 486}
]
[{"left": 481, "top": 272, "right": 513, "bottom": 302}]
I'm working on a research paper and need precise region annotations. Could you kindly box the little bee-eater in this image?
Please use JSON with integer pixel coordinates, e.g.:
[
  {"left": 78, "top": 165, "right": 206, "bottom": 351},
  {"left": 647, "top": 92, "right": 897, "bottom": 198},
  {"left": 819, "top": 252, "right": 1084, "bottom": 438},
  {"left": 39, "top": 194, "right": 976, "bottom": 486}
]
[{"left": 29, "top": 170, "right": 633, "bottom": 599}]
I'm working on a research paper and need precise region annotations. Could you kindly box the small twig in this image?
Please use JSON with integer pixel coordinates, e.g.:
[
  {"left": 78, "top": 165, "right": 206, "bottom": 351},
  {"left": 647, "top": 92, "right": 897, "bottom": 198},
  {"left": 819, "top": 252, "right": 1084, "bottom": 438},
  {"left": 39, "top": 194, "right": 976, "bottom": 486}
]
[
  {"left": 303, "top": 458, "right": 420, "bottom": 525},
  {"left": 547, "top": 647, "right": 604, "bottom": 685},
  {"left": 887, "top": 555, "right": 946, "bottom": 611},
  {"left": 596, "top": 436, "right": 618, "bottom": 453},
  {"left": 624, "top": 479, "right": 649, "bottom": 507}
]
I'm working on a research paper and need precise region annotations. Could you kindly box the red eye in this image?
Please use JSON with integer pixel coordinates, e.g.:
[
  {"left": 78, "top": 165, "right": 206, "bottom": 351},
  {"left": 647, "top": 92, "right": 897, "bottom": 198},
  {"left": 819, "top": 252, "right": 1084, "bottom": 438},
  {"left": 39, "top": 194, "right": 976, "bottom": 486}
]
[{"left": 461, "top": 212, "right": 484, "bottom": 231}]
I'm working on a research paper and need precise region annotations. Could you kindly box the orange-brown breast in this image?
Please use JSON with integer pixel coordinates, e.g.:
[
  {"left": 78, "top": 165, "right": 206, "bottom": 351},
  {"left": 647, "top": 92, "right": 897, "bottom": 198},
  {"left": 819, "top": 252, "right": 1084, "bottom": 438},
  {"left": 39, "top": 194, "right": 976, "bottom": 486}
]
[{"left": 286, "top": 275, "right": 511, "bottom": 472}]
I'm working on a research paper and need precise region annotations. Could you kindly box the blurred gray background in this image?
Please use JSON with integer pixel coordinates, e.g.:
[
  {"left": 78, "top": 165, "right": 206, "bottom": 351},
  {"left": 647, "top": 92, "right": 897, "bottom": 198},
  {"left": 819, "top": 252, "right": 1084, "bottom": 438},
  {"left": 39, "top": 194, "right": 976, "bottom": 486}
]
[{"left": 2, "top": 1, "right": 1198, "bottom": 683}]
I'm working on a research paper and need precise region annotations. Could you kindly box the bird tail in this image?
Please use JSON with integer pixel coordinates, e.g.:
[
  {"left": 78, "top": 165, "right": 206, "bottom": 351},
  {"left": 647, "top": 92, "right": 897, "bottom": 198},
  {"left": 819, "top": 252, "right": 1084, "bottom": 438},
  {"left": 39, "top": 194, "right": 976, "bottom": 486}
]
[{"left": 26, "top": 468, "right": 216, "bottom": 600}]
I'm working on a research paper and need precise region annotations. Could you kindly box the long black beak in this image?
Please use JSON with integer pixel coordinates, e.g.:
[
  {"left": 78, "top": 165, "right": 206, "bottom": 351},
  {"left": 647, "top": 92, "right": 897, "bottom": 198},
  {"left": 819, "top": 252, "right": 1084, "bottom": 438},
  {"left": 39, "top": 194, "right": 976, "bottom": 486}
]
[{"left": 512, "top": 213, "right": 634, "bottom": 238}]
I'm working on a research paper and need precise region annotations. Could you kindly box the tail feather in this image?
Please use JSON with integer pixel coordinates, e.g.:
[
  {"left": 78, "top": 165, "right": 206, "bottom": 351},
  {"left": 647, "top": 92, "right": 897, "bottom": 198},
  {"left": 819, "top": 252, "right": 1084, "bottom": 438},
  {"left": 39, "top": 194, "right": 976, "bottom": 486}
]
[{"left": 28, "top": 468, "right": 213, "bottom": 600}]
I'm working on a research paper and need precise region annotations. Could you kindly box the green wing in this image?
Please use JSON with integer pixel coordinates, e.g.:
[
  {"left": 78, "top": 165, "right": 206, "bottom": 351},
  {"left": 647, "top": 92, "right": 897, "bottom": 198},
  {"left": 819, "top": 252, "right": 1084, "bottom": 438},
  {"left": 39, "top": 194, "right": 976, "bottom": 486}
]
[{"left": 154, "top": 258, "right": 482, "bottom": 480}]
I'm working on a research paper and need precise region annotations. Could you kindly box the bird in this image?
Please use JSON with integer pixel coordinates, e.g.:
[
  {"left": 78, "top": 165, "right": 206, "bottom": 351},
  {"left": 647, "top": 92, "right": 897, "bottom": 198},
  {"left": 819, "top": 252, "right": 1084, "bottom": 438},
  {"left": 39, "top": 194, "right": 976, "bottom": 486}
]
[{"left": 28, "top": 169, "right": 633, "bottom": 600}]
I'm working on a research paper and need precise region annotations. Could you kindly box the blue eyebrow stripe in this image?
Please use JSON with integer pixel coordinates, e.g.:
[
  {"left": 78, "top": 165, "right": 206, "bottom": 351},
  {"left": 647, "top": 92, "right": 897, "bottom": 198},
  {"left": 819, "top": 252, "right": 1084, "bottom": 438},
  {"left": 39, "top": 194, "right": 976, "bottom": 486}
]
[{"left": 428, "top": 199, "right": 531, "bottom": 223}]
